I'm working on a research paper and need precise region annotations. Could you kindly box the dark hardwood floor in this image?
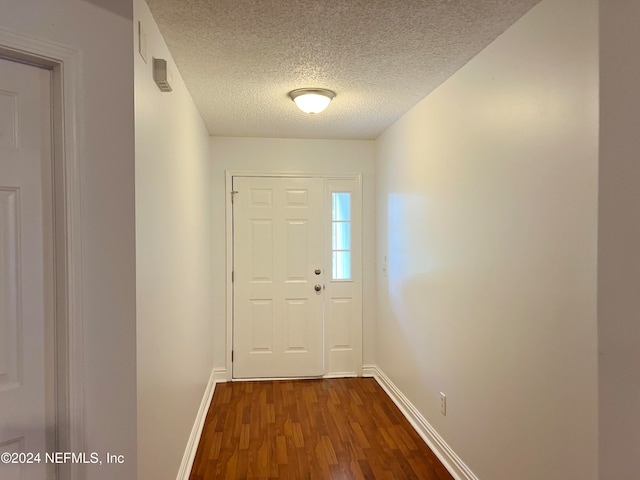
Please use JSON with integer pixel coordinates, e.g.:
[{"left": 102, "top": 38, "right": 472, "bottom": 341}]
[{"left": 189, "top": 377, "right": 454, "bottom": 479}]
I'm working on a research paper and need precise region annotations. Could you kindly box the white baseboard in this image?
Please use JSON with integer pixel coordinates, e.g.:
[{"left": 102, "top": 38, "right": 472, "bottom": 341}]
[
  {"left": 213, "top": 367, "right": 229, "bottom": 383},
  {"left": 362, "top": 364, "right": 378, "bottom": 378},
  {"left": 176, "top": 368, "right": 217, "bottom": 480},
  {"left": 363, "top": 364, "right": 478, "bottom": 480},
  {"left": 323, "top": 372, "right": 358, "bottom": 379}
]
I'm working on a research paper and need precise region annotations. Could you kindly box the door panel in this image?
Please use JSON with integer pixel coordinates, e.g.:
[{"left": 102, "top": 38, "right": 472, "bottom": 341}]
[
  {"left": 233, "top": 177, "right": 324, "bottom": 378},
  {"left": 0, "top": 58, "right": 53, "bottom": 479},
  {"left": 0, "top": 188, "right": 19, "bottom": 389}
]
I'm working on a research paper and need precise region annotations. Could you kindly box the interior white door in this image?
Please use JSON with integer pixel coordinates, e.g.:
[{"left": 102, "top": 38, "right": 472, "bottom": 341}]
[
  {"left": 233, "top": 176, "right": 324, "bottom": 378},
  {"left": 0, "top": 58, "right": 54, "bottom": 479}
]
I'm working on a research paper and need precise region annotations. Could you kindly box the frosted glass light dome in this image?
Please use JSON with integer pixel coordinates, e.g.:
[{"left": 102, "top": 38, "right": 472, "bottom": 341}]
[{"left": 289, "top": 88, "right": 336, "bottom": 114}]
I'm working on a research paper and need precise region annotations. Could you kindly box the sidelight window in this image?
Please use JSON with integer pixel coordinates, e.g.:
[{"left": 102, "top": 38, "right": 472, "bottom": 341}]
[{"left": 331, "top": 192, "right": 351, "bottom": 280}]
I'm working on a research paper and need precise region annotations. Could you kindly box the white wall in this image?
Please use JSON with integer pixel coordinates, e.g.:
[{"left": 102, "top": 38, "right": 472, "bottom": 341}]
[
  {"left": 210, "top": 137, "right": 376, "bottom": 372},
  {"left": 0, "top": 1, "right": 137, "bottom": 478},
  {"left": 598, "top": 1, "right": 640, "bottom": 478},
  {"left": 375, "top": 0, "right": 598, "bottom": 479},
  {"left": 134, "top": 1, "right": 214, "bottom": 478}
]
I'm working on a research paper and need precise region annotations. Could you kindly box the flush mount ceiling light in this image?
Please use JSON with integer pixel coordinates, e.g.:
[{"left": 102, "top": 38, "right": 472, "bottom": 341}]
[{"left": 288, "top": 88, "right": 336, "bottom": 114}]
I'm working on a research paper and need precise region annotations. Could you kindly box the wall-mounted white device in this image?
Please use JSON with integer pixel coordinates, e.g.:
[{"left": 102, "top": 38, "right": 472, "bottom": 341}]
[{"left": 153, "top": 58, "right": 173, "bottom": 92}]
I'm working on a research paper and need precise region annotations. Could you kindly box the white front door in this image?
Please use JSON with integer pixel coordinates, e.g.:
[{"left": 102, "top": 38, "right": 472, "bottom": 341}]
[
  {"left": 233, "top": 176, "right": 324, "bottom": 378},
  {"left": 0, "top": 58, "right": 54, "bottom": 479}
]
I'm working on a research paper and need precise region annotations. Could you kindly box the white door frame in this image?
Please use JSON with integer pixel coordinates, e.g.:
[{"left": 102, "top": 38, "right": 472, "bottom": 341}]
[
  {"left": 0, "top": 30, "right": 85, "bottom": 480},
  {"left": 225, "top": 170, "right": 363, "bottom": 381}
]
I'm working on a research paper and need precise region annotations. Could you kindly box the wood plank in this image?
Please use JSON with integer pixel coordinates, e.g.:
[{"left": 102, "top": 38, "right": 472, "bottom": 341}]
[{"left": 189, "top": 378, "right": 455, "bottom": 479}]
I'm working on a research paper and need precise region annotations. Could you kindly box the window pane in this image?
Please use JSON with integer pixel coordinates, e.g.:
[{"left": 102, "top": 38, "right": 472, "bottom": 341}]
[
  {"left": 332, "top": 222, "right": 351, "bottom": 250},
  {"left": 332, "top": 192, "right": 351, "bottom": 221},
  {"left": 332, "top": 251, "right": 351, "bottom": 280}
]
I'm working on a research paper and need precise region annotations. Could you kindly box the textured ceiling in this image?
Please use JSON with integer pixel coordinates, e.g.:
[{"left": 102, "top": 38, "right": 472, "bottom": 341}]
[{"left": 145, "top": 0, "right": 540, "bottom": 140}]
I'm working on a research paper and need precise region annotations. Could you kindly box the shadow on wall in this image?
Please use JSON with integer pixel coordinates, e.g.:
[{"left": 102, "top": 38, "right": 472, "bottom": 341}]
[
  {"left": 384, "top": 193, "right": 447, "bottom": 381},
  {"left": 385, "top": 189, "right": 570, "bottom": 378},
  {"left": 81, "top": 0, "right": 133, "bottom": 19}
]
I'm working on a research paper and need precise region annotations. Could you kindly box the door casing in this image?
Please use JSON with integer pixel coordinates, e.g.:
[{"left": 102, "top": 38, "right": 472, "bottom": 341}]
[
  {"left": 0, "top": 30, "right": 85, "bottom": 480},
  {"left": 225, "top": 171, "right": 363, "bottom": 381}
]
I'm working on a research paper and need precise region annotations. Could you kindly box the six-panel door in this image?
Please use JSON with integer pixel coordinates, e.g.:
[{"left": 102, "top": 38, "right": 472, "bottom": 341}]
[
  {"left": 233, "top": 176, "right": 325, "bottom": 378},
  {"left": 0, "top": 58, "right": 54, "bottom": 479}
]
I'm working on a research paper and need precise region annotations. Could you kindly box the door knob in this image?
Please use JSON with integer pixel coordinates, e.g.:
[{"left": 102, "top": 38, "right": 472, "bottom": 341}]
[
  {"left": 315, "top": 268, "right": 322, "bottom": 275},
  {"left": 314, "top": 284, "right": 322, "bottom": 292}
]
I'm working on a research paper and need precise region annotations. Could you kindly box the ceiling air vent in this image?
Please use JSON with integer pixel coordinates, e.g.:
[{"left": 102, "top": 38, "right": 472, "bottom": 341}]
[{"left": 153, "top": 58, "right": 173, "bottom": 93}]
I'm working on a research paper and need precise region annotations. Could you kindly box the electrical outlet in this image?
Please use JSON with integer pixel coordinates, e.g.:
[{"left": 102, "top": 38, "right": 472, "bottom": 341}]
[
  {"left": 440, "top": 392, "right": 446, "bottom": 416},
  {"left": 382, "top": 255, "right": 388, "bottom": 277}
]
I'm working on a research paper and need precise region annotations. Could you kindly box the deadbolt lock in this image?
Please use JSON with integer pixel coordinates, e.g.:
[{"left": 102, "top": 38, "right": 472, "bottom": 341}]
[{"left": 315, "top": 268, "right": 322, "bottom": 275}]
